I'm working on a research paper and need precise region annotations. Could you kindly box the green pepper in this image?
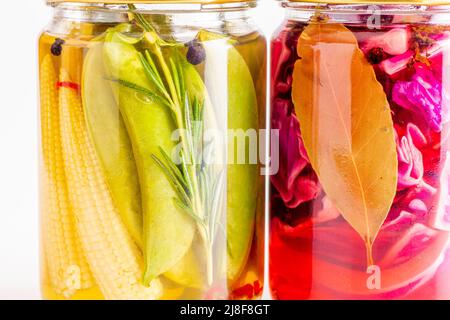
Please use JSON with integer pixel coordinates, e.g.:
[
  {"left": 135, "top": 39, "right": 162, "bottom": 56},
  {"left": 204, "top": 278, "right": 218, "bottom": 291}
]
[
  {"left": 198, "top": 31, "right": 259, "bottom": 282},
  {"left": 82, "top": 42, "right": 143, "bottom": 248},
  {"left": 103, "top": 30, "right": 196, "bottom": 286}
]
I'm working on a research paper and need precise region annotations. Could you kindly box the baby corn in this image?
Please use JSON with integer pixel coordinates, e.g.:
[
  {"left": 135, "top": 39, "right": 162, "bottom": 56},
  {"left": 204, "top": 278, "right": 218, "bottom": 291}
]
[{"left": 40, "top": 55, "right": 94, "bottom": 298}]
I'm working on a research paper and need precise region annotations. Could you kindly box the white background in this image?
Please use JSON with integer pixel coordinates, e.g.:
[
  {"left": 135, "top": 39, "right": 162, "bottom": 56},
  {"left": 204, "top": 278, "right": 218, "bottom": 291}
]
[{"left": 0, "top": 0, "right": 283, "bottom": 299}]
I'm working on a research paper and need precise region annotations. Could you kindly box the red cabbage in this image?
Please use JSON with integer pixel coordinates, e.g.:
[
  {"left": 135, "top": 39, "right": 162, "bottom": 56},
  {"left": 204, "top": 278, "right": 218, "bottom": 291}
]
[
  {"left": 270, "top": 25, "right": 321, "bottom": 209},
  {"left": 396, "top": 124, "right": 427, "bottom": 190},
  {"left": 393, "top": 64, "right": 443, "bottom": 131}
]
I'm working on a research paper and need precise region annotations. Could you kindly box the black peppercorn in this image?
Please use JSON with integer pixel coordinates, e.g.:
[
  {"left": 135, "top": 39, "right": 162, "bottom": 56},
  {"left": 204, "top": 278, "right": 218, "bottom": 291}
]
[
  {"left": 367, "top": 47, "right": 386, "bottom": 65},
  {"left": 186, "top": 40, "right": 206, "bottom": 65},
  {"left": 51, "top": 38, "right": 65, "bottom": 56}
]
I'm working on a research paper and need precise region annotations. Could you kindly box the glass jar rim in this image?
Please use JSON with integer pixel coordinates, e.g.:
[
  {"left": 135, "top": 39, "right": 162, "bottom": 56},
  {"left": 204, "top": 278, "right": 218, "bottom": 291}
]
[
  {"left": 281, "top": 0, "right": 450, "bottom": 5},
  {"left": 47, "top": 0, "right": 256, "bottom": 4}
]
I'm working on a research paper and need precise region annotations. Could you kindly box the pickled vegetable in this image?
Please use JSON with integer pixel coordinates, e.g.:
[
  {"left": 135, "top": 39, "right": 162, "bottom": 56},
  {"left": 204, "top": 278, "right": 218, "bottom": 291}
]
[{"left": 198, "top": 30, "right": 259, "bottom": 282}]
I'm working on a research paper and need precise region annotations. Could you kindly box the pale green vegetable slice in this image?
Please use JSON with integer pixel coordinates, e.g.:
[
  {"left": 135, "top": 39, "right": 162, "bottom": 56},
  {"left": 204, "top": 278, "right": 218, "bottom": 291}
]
[
  {"left": 82, "top": 41, "right": 143, "bottom": 247},
  {"left": 199, "top": 30, "right": 259, "bottom": 282},
  {"left": 164, "top": 235, "right": 206, "bottom": 289}
]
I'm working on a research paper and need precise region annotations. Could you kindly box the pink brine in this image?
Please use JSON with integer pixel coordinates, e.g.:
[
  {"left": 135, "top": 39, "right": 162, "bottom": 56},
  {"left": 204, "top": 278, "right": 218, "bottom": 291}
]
[{"left": 270, "top": 18, "right": 450, "bottom": 299}]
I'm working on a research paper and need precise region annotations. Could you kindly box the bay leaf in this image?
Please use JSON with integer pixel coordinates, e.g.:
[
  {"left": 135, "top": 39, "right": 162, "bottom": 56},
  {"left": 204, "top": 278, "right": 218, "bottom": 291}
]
[{"left": 292, "top": 22, "right": 398, "bottom": 265}]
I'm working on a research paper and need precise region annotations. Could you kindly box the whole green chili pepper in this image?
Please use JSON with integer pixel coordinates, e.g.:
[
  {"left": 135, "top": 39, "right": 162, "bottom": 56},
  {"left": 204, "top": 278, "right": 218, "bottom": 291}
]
[{"left": 103, "top": 29, "right": 196, "bottom": 286}]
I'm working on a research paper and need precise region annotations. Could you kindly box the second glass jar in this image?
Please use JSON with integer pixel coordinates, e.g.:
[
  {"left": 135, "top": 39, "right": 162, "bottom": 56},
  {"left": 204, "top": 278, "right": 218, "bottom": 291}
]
[
  {"left": 270, "top": 0, "right": 450, "bottom": 300},
  {"left": 39, "top": 0, "right": 266, "bottom": 300}
]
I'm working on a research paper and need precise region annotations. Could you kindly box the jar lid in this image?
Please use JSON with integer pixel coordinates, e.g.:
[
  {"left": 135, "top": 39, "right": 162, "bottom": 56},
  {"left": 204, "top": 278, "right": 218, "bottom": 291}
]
[
  {"left": 283, "top": 0, "right": 450, "bottom": 5},
  {"left": 47, "top": 0, "right": 255, "bottom": 4}
]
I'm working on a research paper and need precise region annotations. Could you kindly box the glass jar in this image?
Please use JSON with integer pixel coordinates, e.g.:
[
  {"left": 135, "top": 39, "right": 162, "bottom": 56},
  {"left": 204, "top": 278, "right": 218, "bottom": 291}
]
[
  {"left": 39, "top": 0, "right": 266, "bottom": 300},
  {"left": 270, "top": 0, "right": 450, "bottom": 300}
]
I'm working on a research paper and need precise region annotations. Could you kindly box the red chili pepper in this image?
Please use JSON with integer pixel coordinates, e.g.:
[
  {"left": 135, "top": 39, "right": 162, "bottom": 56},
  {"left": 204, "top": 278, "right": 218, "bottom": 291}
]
[
  {"left": 56, "top": 81, "right": 80, "bottom": 92},
  {"left": 253, "top": 280, "right": 263, "bottom": 296},
  {"left": 231, "top": 283, "right": 254, "bottom": 299}
]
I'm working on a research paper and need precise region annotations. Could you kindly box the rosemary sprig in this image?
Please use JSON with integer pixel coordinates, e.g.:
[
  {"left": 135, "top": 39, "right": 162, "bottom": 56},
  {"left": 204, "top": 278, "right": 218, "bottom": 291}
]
[
  {"left": 127, "top": 4, "right": 155, "bottom": 33},
  {"left": 126, "top": 7, "right": 224, "bottom": 285},
  {"left": 109, "top": 78, "right": 169, "bottom": 106}
]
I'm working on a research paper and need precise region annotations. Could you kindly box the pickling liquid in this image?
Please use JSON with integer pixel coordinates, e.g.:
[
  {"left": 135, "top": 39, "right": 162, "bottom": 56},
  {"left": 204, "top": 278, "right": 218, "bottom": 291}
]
[
  {"left": 270, "top": 18, "right": 450, "bottom": 300},
  {"left": 39, "top": 18, "right": 266, "bottom": 300}
]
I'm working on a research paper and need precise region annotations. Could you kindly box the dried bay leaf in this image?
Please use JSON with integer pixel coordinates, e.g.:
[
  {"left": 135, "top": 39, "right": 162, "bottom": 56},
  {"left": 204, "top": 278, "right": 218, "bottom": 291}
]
[{"left": 292, "top": 23, "right": 398, "bottom": 265}]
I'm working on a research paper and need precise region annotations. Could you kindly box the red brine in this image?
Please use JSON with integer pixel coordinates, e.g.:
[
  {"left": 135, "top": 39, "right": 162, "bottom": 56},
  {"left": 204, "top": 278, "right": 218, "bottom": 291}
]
[{"left": 270, "top": 13, "right": 450, "bottom": 300}]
